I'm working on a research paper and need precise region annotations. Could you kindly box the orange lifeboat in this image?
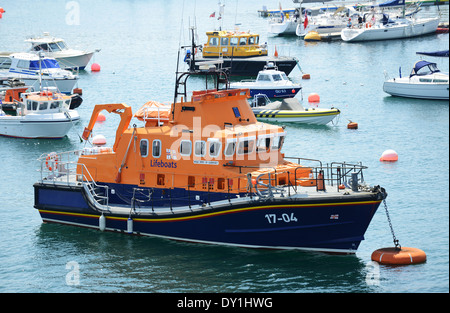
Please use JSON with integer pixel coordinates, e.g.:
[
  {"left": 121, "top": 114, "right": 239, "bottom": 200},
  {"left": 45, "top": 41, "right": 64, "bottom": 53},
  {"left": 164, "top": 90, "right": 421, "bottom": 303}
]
[{"left": 134, "top": 101, "right": 170, "bottom": 126}]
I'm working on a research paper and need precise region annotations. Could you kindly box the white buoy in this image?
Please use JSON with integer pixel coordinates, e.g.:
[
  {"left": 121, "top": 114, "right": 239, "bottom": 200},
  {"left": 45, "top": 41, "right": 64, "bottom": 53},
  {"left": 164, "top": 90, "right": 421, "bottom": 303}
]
[
  {"left": 92, "top": 134, "right": 107, "bottom": 146},
  {"left": 380, "top": 149, "right": 398, "bottom": 162},
  {"left": 99, "top": 214, "right": 106, "bottom": 231},
  {"left": 127, "top": 217, "right": 133, "bottom": 234}
]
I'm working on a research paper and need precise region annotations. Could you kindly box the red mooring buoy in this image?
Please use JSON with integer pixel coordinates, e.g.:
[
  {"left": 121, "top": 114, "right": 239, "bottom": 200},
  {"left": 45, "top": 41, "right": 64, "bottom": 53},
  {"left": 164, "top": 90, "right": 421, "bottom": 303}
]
[{"left": 371, "top": 247, "right": 427, "bottom": 265}]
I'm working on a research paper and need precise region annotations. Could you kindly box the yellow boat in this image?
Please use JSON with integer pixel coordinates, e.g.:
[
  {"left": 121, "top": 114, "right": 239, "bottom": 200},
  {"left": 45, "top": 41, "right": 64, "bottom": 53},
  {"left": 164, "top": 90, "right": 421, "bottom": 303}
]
[{"left": 202, "top": 30, "right": 268, "bottom": 58}]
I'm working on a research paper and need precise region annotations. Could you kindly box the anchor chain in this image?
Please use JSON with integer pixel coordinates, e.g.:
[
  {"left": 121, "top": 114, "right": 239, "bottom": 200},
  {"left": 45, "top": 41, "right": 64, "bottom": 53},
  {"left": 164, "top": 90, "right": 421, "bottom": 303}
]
[{"left": 383, "top": 199, "right": 401, "bottom": 250}]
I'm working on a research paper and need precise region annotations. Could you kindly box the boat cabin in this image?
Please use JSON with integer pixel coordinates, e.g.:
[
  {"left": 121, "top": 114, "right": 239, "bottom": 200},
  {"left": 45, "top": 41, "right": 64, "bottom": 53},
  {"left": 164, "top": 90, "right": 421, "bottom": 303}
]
[
  {"left": 18, "top": 90, "right": 72, "bottom": 115},
  {"left": 255, "top": 64, "right": 289, "bottom": 84},
  {"left": 8, "top": 53, "right": 61, "bottom": 74},
  {"left": 26, "top": 33, "right": 69, "bottom": 53},
  {"left": 411, "top": 61, "right": 441, "bottom": 77},
  {"left": 203, "top": 30, "right": 268, "bottom": 58}
]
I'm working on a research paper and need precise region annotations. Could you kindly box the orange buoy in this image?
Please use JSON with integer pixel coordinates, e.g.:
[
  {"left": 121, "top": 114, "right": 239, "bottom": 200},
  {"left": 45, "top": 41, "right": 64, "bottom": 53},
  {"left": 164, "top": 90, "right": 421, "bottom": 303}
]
[
  {"left": 347, "top": 122, "right": 358, "bottom": 129},
  {"left": 73, "top": 88, "right": 82, "bottom": 95},
  {"left": 302, "top": 73, "right": 310, "bottom": 79},
  {"left": 91, "top": 63, "right": 101, "bottom": 72},
  {"left": 371, "top": 247, "right": 426, "bottom": 265},
  {"left": 308, "top": 93, "right": 320, "bottom": 103},
  {"left": 380, "top": 149, "right": 398, "bottom": 162},
  {"left": 96, "top": 113, "right": 106, "bottom": 122},
  {"left": 274, "top": 45, "right": 278, "bottom": 58}
]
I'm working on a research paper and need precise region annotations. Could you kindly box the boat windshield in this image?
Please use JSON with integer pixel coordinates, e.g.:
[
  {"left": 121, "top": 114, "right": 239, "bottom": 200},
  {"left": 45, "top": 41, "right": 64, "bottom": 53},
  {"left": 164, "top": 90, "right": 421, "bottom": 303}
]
[
  {"left": 29, "top": 59, "right": 60, "bottom": 70},
  {"left": 272, "top": 74, "right": 283, "bottom": 81}
]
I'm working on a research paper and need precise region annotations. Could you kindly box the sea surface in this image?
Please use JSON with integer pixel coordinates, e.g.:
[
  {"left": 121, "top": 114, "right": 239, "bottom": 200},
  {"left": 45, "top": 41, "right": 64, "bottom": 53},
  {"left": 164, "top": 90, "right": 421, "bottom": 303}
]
[{"left": 0, "top": 0, "right": 448, "bottom": 294}]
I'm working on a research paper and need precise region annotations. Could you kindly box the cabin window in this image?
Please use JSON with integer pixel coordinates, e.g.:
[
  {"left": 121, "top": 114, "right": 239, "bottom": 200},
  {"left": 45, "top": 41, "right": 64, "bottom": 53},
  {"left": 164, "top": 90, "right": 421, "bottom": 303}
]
[
  {"left": 17, "top": 60, "right": 29, "bottom": 69},
  {"left": 257, "top": 74, "right": 271, "bottom": 81},
  {"left": 271, "top": 135, "right": 285, "bottom": 150},
  {"left": 209, "top": 37, "right": 218, "bottom": 46},
  {"left": 50, "top": 101, "right": 60, "bottom": 109},
  {"left": 433, "top": 79, "right": 448, "bottom": 83},
  {"left": 49, "top": 43, "right": 61, "bottom": 52},
  {"left": 224, "top": 139, "right": 237, "bottom": 157},
  {"left": 281, "top": 73, "right": 288, "bottom": 80},
  {"left": 272, "top": 74, "right": 282, "bottom": 81},
  {"left": 140, "top": 139, "right": 149, "bottom": 157},
  {"left": 57, "top": 41, "right": 67, "bottom": 49},
  {"left": 208, "top": 140, "right": 221, "bottom": 158},
  {"left": 152, "top": 140, "right": 161, "bottom": 158},
  {"left": 221, "top": 37, "right": 228, "bottom": 46},
  {"left": 248, "top": 36, "right": 255, "bottom": 45},
  {"left": 237, "top": 138, "right": 255, "bottom": 155},
  {"left": 29, "top": 101, "right": 38, "bottom": 110},
  {"left": 39, "top": 102, "right": 48, "bottom": 110},
  {"left": 230, "top": 37, "right": 238, "bottom": 46},
  {"left": 232, "top": 107, "right": 241, "bottom": 118},
  {"left": 239, "top": 37, "right": 247, "bottom": 45},
  {"left": 194, "top": 140, "right": 206, "bottom": 157},
  {"left": 180, "top": 140, "right": 192, "bottom": 156},
  {"left": 256, "top": 136, "right": 271, "bottom": 153}
]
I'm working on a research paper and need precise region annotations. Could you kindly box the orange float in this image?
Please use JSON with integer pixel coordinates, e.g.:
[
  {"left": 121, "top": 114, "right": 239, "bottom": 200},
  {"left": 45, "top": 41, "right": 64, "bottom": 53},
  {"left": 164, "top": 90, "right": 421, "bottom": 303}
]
[
  {"left": 308, "top": 93, "right": 320, "bottom": 103},
  {"left": 371, "top": 247, "right": 426, "bottom": 265},
  {"left": 347, "top": 122, "right": 358, "bottom": 129}
]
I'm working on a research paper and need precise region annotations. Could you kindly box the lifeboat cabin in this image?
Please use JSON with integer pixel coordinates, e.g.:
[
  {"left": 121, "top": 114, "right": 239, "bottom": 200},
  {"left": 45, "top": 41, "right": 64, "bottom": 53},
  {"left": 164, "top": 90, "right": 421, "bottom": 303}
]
[{"left": 202, "top": 30, "right": 268, "bottom": 58}]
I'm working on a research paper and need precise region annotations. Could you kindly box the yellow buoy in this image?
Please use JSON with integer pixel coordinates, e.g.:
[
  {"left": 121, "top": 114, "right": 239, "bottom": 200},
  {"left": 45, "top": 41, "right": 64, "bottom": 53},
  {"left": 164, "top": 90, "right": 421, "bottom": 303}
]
[
  {"left": 304, "top": 31, "right": 321, "bottom": 42},
  {"left": 371, "top": 247, "right": 427, "bottom": 265}
]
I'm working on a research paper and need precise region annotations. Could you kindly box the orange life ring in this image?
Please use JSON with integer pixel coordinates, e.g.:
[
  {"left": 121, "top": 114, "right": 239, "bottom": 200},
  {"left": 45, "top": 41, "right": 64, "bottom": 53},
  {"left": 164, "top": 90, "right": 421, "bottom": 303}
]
[
  {"left": 45, "top": 152, "right": 59, "bottom": 171},
  {"left": 371, "top": 247, "right": 426, "bottom": 265}
]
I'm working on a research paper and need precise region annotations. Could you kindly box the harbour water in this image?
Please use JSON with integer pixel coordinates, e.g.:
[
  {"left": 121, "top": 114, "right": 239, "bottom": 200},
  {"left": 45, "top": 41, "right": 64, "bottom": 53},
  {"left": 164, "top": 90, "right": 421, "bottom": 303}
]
[{"left": 0, "top": 0, "right": 448, "bottom": 294}]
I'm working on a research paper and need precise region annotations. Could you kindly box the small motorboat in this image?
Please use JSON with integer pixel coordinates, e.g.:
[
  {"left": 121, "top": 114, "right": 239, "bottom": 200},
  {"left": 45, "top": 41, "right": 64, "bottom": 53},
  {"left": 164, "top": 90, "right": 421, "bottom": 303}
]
[
  {"left": 383, "top": 53, "right": 449, "bottom": 100},
  {"left": 229, "top": 63, "right": 301, "bottom": 98},
  {"left": 0, "top": 87, "right": 80, "bottom": 138},
  {"left": 0, "top": 32, "right": 98, "bottom": 70},
  {"left": 251, "top": 94, "right": 340, "bottom": 125},
  {"left": 0, "top": 53, "right": 79, "bottom": 94}
]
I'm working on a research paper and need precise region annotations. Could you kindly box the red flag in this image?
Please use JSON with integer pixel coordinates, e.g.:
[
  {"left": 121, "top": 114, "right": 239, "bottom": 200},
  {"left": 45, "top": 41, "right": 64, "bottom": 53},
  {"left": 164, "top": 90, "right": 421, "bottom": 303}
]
[
  {"left": 209, "top": 12, "right": 215, "bottom": 18},
  {"left": 303, "top": 12, "right": 308, "bottom": 28}
]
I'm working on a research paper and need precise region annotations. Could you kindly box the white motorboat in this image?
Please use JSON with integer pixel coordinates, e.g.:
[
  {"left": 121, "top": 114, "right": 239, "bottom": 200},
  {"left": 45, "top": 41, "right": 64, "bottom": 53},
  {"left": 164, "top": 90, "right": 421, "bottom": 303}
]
[
  {"left": 229, "top": 63, "right": 301, "bottom": 98},
  {"left": 341, "top": 13, "right": 440, "bottom": 42},
  {"left": 0, "top": 32, "right": 98, "bottom": 70},
  {"left": 383, "top": 55, "right": 449, "bottom": 100},
  {"left": 25, "top": 32, "right": 98, "bottom": 70},
  {"left": 0, "top": 88, "right": 80, "bottom": 138},
  {"left": 251, "top": 95, "right": 340, "bottom": 125},
  {"left": 0, "top": 53, "right": 79, "bottom": 94}
]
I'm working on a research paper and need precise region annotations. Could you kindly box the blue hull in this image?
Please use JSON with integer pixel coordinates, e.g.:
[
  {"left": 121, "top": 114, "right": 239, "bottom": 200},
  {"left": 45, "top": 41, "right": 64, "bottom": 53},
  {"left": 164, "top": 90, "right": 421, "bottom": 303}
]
[
  {"left": 34, "top": 183, "right": 384, "bottom": 253},
  {"left": 249, "top": 87, "right": 301, "bottom": 98}
]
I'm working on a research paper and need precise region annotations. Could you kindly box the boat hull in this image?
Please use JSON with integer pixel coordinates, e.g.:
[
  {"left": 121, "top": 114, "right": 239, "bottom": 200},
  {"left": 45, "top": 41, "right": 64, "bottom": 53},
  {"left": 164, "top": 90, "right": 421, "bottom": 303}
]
[
  {"left": 383, "top": 80, "right": 449, "bottom": 100},
  {"left": 34, "top": 182, "right": 384, "bottom": 253},
  {"left": 341, "top": 18, "right": 440, "bottom": 42},
  {"left": 188, "top": 56, "right": 298, "bottom": 76},
  {"left": 253, "top": 108, "right": 340, "bottom": 125},
  {"left": 53, "top": 52, "right": 95, "bottom": 70},
  {"left": 230, "top": 85, "right": 301, "bottom": 98},
  {"left": 0, "top": 111, "right": 80, "bottom": 138}
]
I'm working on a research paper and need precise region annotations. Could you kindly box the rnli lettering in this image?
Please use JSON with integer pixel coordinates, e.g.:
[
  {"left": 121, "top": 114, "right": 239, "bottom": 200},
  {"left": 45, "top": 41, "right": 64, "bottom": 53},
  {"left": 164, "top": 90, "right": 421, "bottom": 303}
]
[{"left": 150, "top": 159, "right": 177, "bottom": 168}]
